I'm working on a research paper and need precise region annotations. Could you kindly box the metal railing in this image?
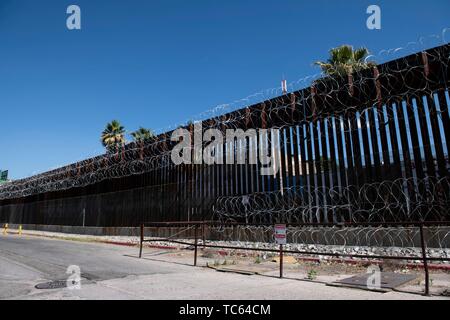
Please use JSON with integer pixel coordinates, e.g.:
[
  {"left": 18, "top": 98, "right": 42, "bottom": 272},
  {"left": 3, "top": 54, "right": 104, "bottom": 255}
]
[{"left": 139, "top": 220, "right": 450, "bottom": 296}]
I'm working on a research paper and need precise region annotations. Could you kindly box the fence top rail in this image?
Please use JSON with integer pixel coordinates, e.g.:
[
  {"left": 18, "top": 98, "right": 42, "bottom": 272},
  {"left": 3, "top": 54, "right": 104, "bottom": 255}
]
[{"left": 142, "top": 220, "right": 450, "bottom": 228}]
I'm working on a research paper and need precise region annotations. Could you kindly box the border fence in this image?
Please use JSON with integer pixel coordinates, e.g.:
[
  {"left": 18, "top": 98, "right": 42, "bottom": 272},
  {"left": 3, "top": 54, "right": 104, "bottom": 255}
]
[{"left": 0, "top": 44, "right": 450, "bottom": 226}]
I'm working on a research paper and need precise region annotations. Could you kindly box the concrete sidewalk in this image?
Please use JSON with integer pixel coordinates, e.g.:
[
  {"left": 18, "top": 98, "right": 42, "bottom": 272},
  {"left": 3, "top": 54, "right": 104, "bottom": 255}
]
[{"left": 1, "top": 233, "right": 448, "bottom": 300}]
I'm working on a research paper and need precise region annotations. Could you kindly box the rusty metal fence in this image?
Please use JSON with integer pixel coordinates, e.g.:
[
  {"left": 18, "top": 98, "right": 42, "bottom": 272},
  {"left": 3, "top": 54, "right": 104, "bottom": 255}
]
[{"left": 0, "top": 44, "right": 450, "bottom": 226}]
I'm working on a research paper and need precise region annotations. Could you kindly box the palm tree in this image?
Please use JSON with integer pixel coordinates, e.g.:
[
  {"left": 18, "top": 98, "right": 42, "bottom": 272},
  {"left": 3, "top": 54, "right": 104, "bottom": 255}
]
[
  {"left": 130, "top": 127, "right": 155, "bottom": 143},
  {"left": 315, "top": 45, "right": 376, "bottom": 76},
  {"left": 101, "top": 120, "right": 126, "bottom": 153}
]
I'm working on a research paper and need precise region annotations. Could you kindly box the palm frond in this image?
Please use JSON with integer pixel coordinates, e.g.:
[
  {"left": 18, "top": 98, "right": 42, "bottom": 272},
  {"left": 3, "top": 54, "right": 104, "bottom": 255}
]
[
  {"left": 101, "top": 120, "right": 126, "bottom": 152},
  {"left": 315, "top": 45, "right": 376, "bottom": 76}
]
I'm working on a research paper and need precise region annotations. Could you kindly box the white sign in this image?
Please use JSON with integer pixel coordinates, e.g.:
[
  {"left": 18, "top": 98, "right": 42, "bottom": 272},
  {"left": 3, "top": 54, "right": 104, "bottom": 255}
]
[{"left": 274, "top": 224, "right": 287, "bottom": 245}]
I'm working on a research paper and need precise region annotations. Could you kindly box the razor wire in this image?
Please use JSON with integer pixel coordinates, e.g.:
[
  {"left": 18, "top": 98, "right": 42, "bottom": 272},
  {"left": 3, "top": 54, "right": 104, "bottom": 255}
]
[
  {"left": 205, "top": 225, "right": 450, "bottom": 259},
  {"left": 211, "top": 177, "right": 450, "bottom": 224},
  {"left": 1, "top": 31, "right": 450, "bottom": 227}
]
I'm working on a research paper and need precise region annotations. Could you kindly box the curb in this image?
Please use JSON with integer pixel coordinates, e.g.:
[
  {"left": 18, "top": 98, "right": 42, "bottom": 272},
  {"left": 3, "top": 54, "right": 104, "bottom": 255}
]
[
  {"left": 5, "top": 231, "right": 450, "bottom": 271},
  {"left": 5, "top": 230, "right": 179, "bottom": 251}
]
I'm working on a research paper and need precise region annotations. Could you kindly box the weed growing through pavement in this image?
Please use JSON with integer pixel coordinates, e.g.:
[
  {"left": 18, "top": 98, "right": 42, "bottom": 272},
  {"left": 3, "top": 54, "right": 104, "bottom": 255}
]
[{"left": 307, "top": 269, "right": 318, "bottom": 280}]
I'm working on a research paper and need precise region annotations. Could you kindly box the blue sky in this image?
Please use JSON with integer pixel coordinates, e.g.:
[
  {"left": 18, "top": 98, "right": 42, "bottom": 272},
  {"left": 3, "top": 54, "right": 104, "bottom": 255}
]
[{"left": 1, "top": 0, "right": 450, "bottom": 179}]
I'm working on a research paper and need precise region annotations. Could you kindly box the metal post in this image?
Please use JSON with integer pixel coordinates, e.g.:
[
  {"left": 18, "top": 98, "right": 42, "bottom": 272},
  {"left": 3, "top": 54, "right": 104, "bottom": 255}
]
[
  {"left": 419, "top": 223, "right": 430, "bottom": 296},
  {"left": 279, "top": 244, "right": 283, "bottom": 278},
  {"left": 139, "top": 223, "right": 144, "bottom": 258},
  {"left": 202, "top": 222, "right": 206, "bottom": 249},
  {"left": 194, "top": 224, "right": 198, "bottom": 266},
  {"left": 201, "top": 200, "right": 205, "bottom": 249}
]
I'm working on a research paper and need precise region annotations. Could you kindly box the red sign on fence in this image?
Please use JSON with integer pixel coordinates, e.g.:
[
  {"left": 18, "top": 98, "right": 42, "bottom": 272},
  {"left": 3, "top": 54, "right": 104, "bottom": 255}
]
[{"left": 274, "top": 224, "right": 287, "bottom": 245}]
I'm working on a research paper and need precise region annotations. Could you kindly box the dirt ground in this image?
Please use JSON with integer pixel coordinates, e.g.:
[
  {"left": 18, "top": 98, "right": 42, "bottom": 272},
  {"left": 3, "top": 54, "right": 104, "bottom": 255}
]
[{"left": 150, "top": 245, "right": 450, "bottom": 297}]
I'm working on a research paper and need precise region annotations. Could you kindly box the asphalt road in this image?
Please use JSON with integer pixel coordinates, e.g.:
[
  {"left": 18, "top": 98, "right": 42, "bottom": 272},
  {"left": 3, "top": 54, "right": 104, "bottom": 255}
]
[
  {"left": 0, "top": 235, "right": 180, "bottom": 299},
  {"left": 0, "top": 234, "right": 445, "bottom": 300}
]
